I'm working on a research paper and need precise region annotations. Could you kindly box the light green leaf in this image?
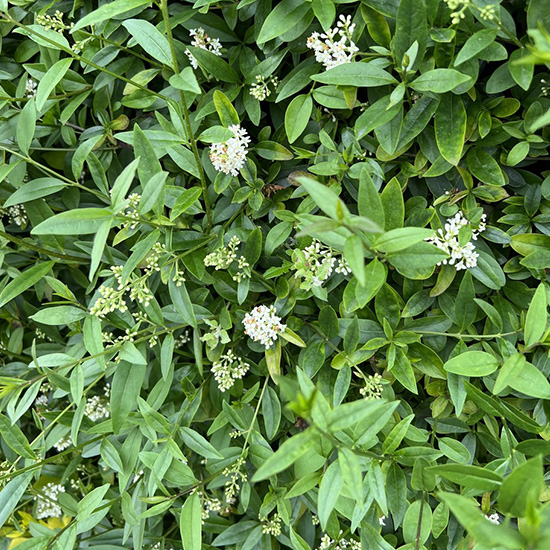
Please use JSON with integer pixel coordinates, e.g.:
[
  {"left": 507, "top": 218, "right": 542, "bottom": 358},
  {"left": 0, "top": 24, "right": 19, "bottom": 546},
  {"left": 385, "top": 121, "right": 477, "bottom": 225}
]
[
  {"left": 72, "top": 0, "right": 152, "bottom": 31},
  {"left": 123, "top": 19, "right": 172, "bottom": 66},
  {"left": 312, "top": 62, "right": 397, "bottom": 87},
  {"left": 35, "top": 58, "right": 72, "bottom": 111},
  {"left": 32, "top": 208, "right": 114, "bottom": 235},
  {"left": 444, "top": 351, "right": 499, "bottom": 377},
  {"left": 435, "top": 93, "right": 466, "bottom": 165},
  {"left": 410, "top": 69, "right": 470, "bottom": 93},
  {"left": 0, "top": 261, "right": 55, "bottom": 308}
]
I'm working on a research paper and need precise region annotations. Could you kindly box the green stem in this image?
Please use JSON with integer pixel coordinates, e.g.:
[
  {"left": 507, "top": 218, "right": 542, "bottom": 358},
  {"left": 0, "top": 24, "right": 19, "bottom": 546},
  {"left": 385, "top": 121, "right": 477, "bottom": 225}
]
[
  {"left": 159, "top": 0, "right": 213, "bottom": 232},
  {"left": 0, "top": 230, "right": 84, "bottom": 262},
  {"left": 415, "top": 330, "right": 520, "bottom": 340}
]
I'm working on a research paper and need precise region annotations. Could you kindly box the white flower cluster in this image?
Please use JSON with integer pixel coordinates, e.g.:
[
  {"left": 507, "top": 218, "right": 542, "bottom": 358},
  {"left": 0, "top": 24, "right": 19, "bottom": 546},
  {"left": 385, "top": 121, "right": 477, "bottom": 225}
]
[
  {"left": 478, "top": 4, "right": 496, "bottom": 20},
  {"left": 35, "top": 482, "right": 65, "bottom": 519},
  {"left": 54, "top": 434, "right": 71, "bottom": 452},
  {"left": 90, "top": 265, "right": 153, "bottom": 317},
  {"left": 427, "top": 211, "right": 487, "bottom": 270},
  {"left": 204, "top": 236, "right": 250, "bottom": 282},
  {"left": 146, "top": 243, "right": 186, "bottom": 286},
  {"left": 36, "top": 10, "right": 73, "bottom": 33},
  {"left": 185, "top": 28, "right": 222, "bottom": 69},
  {"left": 25, "top": 78, "right": 37, "bottom": 98},
  {"left": 444, "top": 0, "right": 470, "bottom": 24},
  {"left": 485, "top": 513, "right": 500, "bottom": 524},
  {"left": 222, "top": 456, "right": 247, "bottom": 503},
  {"left": 306, "top": 15, "right": 359, "bottom": 70},
  {"left": 152, "top": 543, "right": 175, "bottom": 550},
  {"left": 260, "top": 513, "right": 282, "bottom": 536},
  {"left": 293, "top": 239, "right": 351, "bottom": 290},
  {"left": 209, "top": 124, "right": 250, "bottom": 177},
  {"left": 249, "top": 75, "right": 279, "bottom": 101},
  {"left": 122, "top": 193, "right": 141, "bottom": 230},
  {"left": 84, "top": 385, "right": 110, "bottom": 421},
  {"left": 360, "top": 373, "right": 384, "bottom": 400},
  {"left": 3, "top": 204, "right": 28, "bottom": 227},
  {"left": 317, "top": 532, "right": 361, "bottom": 550},
  {"left": 211, "top": 349, "right": 249, "bottom": 392},
  {"left": 243, "top": 305, "right": 286, "bottom": 349}
]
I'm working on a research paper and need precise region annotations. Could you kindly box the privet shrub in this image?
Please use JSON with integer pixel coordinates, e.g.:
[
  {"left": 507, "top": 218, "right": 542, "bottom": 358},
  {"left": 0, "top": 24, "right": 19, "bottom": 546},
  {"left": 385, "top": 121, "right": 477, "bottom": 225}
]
[{"left": 1, "top": 0, "right": 550, "bottom": 548}]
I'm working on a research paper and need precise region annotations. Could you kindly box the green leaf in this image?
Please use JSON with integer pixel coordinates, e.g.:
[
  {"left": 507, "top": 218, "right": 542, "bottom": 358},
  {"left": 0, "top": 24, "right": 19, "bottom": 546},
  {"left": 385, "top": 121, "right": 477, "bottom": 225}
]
[
  {"left": 498, "top": 456, "right": 543, "bottom": 518},
  {"left": 35, "top": 58, "right": 72, "bottom": 111},
  {"left": 170, "top": 188, "right": 203, "bottom": 221},
  {"left": 380, "top": 178, "right": 404, "bottom": 231},
  {"left": 444, "top": 350, "right": 499, "bottom": 377},
  {"left": 440, "top": 492, "right": 526, "bottom": 549},
  {"left": 170, "top": 67, "right": 201, "bottom": 94},
  {"left": 109, "top": 159, "right": 140, "bottom": 210},
  {"left": 4, "top": 178, "right": 66, "bottom": 207},
  {"left": 382, "top": 414, "right": 414, "bottom": 454},
  {"left": 295, "top": 175, "right": 347, "bottom": 221},
  {"left": 123, "top": 19, "right": 172, "bottom": 66},
  {"left": 374, "top": 228, "right": 434, "bottom": 253},
  {"left": 454, "top": 29, "right": 498, "bottom": 66},
  {"left": 435, "top": 93, "right": 466, "bottom": 165},
  {"left": 509, "top": 49, "right": 533, "bottom": 91},
  {"left": 257, "top": 0, "right": 312, "bottom": 43},
  {"left": 467, "top": 148, "right": 506, "bottom": 186},
  {"left": 393, "top": 0, "right": 427, "bottom": 70},
  {"left": 265, "top": 338, "right": 282, "bottom": 383},
  {"left": 524, "top": 283, "right": 546, "bottom": 347},
  {"left": 403, "top": 500, "right": 432, "bottom": 545},
  {"left": 410, "top": 69, "right": 470, "bottom": 93},
  {"left": 318, "top": 460, "right": 342, "bottom": 529},
  {"left": 0, "top": 261, "right": 54, "bottom": 308},
  {"left": 111, "top": 361, "right": 146, "bottom": 434},
  {"left": 0, "top": 472, "right": 34, "bottom": 529},
  {"left": 181, "top": 493, "right": 202, "bottom": 550},
  {"left": 344, "top": 235, "right": 365, "bottom": 286},
  {"left": 181, "top": 427, "right": 223, "bottom": 459},
  {"left": 0, "top": 413, "right": 36, "bottom": 459},
  {"left": 494, "top": 353, "right": 550, "bottom": 399},
  {"left": 255, "top": 141, "right": 293, "bottom": 161},
  {"left": 252, "top": 430, "right": 317, "bottom": 481},
  {"left": 30, "top": 306, "right": 87, "bottom": 325},
  {"left": 285, "top": 94, "right": 313, "bottom": 144},
  {"left": 32, "top": 208, "right": 113, "bottom": 235},
  {"left": 169, "top": 280, "right": 197, "bottom": 328},
  {"left": 213, "top": 90, "right": 240, "bottom": 126},
  {"left": 72, "top": 0, "right": 152, "bottom": 30},
  {"left": 16, "top": 97, "right": 36, "bottom": 156},
  {"left": 311, "top": 62, "right": 397, "bottom": 87},
  {"left": 429, "top": 464, "right": 502, "bottom": 490},
  {"left": 358, "top": 169, "right": 385, "bottom": 227},
  {"left": 186, "top": 47, "right": 240, "bottom": 83}
]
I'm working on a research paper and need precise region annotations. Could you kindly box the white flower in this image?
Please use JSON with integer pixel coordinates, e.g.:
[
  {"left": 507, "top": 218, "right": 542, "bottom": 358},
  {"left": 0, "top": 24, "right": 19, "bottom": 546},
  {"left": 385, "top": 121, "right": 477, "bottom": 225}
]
[
  {"left": 84, "top": 385, "right": 110, "bottom": 421},
  {"left": 249, "top": 75, "right": 278, "bottom": 101},
  {"left": 54, "top": 435, "right": 71, "bottom": 452},
  {"left": 306, "top": 15, "right": 359, "bottom": 70},
  {"left": 485, "top": 513, "right": 500, "bottom": 524},
  {"left": 25, "top": 78, "right": 37, "bottom": 97},
  {"left": 243, "top": 305, "right": 286, "bottom": 349},
  {"left": 292, "top": 239, "right": 350, "bottom": 290},
  {"left": 209, "top": 124, "right": 250, "bottom": 177},
  {"left": 185, "top": 28, "right": 222, "bottom": 69},
  {"left": 260, "top": 513, "right": 282, "bottom": 536},
  {"left": 6, "top": 204, "right": 28, "bottom": 227},
  {"left": 379, "top": 515, "right": 386, "bottom": 526},
  {"left": 35, "top": 482, "right": 65, "bottom": 519},
  {"left": 360, "top": 373, "right": 384, "bottom": 399},
  {"left": 211, "top": 349, "right": 250, "bottom": 392},
  {"left": 426, "top": 211, "right": 486, "bottom": 271}
]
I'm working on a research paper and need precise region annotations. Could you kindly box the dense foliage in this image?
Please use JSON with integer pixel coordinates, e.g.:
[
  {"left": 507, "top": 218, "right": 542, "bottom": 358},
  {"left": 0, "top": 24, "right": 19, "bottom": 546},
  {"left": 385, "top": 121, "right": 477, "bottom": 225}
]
[{"left": 1, "top": 0, "right": 550, "bottom": 549}]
